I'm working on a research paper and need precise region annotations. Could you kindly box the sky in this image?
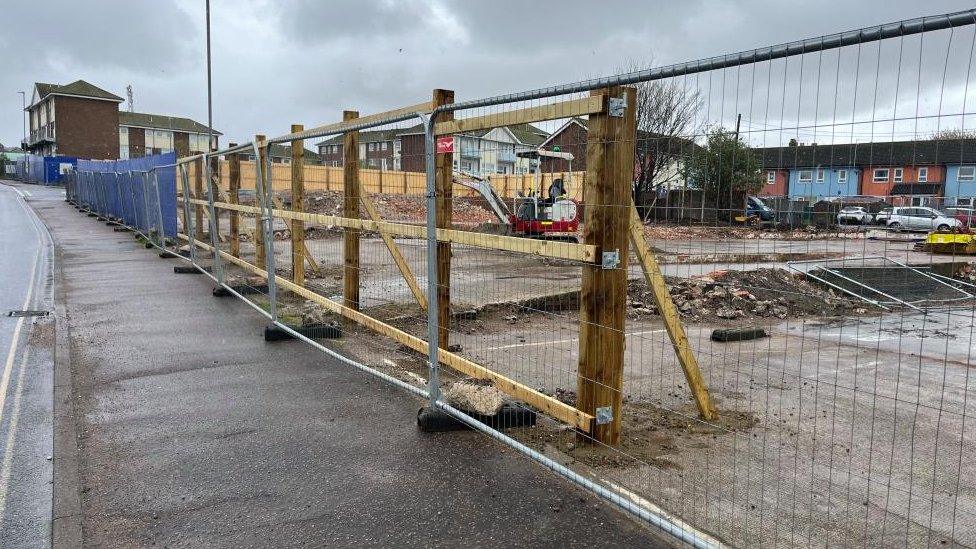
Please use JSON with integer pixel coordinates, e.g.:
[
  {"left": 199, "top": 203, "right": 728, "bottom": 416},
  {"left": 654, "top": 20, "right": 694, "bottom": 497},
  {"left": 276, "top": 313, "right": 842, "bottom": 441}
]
[{"left": 2, "top": 0, "right": 975, "bottom": 150}]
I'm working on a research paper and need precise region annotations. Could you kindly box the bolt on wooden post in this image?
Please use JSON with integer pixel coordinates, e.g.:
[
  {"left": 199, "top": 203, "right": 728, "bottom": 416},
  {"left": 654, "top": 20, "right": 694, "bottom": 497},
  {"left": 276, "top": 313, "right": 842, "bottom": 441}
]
[
  {"left": 343, "top": 111, "right": 361, "bottom": 312},
  {"left": 228, "top": 142, "right": 241, "bottom": 258},
  {"left": 432, "top": 88, "right": 454, "bottom": 350},
  {"left": 254, "top": 135, "right": 267, "bottom": 268},
  {"left": 290, "top": 124, "right": 306, "bottom": 286},
  {"left": 576, "top": 86, "right": 636, "bottom": 445}
]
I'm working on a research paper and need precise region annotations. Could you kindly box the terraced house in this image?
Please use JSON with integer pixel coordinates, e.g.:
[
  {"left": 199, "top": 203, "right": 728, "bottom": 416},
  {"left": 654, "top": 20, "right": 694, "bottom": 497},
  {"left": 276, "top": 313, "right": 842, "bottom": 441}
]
[
  {"left": 23, "top": 79, "right": 219, "bottom": 160},
  {"left": 757, "top": 138, "right": 976, "bottom": 206}
]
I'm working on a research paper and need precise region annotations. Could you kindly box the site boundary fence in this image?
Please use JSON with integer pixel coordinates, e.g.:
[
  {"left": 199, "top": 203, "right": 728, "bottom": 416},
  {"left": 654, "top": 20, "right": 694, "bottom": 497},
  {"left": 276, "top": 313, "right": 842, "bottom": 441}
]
[{"left": 63, "top": 9, "right": 976, "bottom": 548}]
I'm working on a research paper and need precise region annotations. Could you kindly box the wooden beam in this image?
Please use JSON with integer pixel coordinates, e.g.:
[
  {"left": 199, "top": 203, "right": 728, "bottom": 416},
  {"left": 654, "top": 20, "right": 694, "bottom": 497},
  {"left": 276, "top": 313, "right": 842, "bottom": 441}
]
[
  {"left": 254, "top": 135, "right": 267, "bottom": 268},
  {"left": 279, "top": 101, "right": 433, "bottom": 143},
  {"left": 576, "top": 86, "right": 636, "bottom": 446},
  {"left": 192, "top": 199, "right": 598, "bottom": 263},
  {"left": 228, "top": 144, "right": 241, "bottom": 258},
  {"left": 343, "top": 111, "right": 360, "bottom": 312},
  {"left": 629, "top": 204, "right": 715, "bottom": 421},
  {"left": 435, "top": 95, "right": 606, "bottom": 136},
  {"left": 433, "top": 89, "right": 454, "bottom": 350},
  {"left": 290, "top": 124, "right": 306, "bottom": 286},
  {"left": 361, "top": 193, "right": 428, "bottom": 310},
  {"left": 178, "top": 232, "right": 593, "bottom": 432},
  {"left": 193, "top": 157, "right": 204, "bottom": 240}
]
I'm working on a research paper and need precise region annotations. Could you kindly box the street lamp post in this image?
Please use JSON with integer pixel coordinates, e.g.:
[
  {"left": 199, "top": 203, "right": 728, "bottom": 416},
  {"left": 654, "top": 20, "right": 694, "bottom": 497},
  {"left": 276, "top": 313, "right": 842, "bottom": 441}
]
[{"left": 18, "top": 91, "right": 25, "bottom": 150}]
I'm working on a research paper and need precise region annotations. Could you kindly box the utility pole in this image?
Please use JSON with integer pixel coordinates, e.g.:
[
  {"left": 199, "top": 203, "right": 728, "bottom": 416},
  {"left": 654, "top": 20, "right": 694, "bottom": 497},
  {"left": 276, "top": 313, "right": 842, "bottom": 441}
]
[
  {"left": 18, "top": 91, "right": 26, "bottom": 150},
  {"left": 205, "top": 0, "right": 214, "bottom": 154},
  {"left": 733, "top": 113, "right": 742, "bottom": 142}
]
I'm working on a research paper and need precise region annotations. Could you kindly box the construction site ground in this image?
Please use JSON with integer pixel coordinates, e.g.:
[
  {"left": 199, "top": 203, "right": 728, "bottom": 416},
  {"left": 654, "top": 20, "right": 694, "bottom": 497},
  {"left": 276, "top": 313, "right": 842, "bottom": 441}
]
[{"left": 179, "top": 212, "right": 976, "bottom": 549}]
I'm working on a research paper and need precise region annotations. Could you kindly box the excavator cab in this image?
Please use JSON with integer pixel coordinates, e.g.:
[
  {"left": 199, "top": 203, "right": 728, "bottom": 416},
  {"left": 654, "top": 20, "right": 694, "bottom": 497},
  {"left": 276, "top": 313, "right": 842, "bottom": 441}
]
[{"left": 510, "top": 150, "right": 579, "bottom": 238}]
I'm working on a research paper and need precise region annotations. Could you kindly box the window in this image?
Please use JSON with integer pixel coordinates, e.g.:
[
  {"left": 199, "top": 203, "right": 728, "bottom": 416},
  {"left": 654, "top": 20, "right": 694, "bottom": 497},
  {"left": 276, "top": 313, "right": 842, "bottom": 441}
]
[
  {"left": 894, "top": 168, "right": 903, "bottom": 183},
  {"left": 798, "top": 170, "right": 813, "bottom": 182},
  {"left": 119, "top": 127, "right": 129, "bottom": 159},
  {"left": 918, "top": 167, "right": 928, "bottom": 182},
  {"left": 873, "top": 168, "right": 889, "bottom": 182},
  {"left": 816, "top": 169, "right": 825, "bottom": 182},
  {"left": 959, "top": 166, "right": 975, "bottom": 182},
  {"left": 838, "top": 169, "right": 848, "bottom": 183},
  {"left": 39, "top": 102, "right": 47, "bottom": 126},
  {"left": 153, "top": 130, "right": 173, "bottom": 152},
  {"left": 381, "top": 142, "right": 388, "bottom": 151},
  {"left": 766, "top": 171, "right": 775, "bottom": 184}
]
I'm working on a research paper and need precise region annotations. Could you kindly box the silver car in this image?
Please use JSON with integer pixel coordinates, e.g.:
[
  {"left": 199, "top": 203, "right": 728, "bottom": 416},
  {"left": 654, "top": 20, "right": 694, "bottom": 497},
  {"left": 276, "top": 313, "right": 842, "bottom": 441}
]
[
  {"left": 837, "top": 206, "right": 874, "bottom": 225},
  {"left": 882, "top": 206, "right": 962, "bottom": 232}
]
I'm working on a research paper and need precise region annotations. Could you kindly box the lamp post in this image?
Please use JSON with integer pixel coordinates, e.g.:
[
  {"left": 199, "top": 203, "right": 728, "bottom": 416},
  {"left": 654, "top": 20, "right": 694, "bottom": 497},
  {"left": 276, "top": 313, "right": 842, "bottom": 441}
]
[{"left": 18, "top": 91, "right": 25, "bottom": 151}]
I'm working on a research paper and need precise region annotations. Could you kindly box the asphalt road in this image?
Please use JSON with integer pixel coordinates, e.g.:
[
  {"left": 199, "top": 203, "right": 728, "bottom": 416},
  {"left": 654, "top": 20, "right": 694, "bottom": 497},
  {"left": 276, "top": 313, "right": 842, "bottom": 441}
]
[
  {"left": 28, "top": 188, "right": 670, "bottom": 547},
  {"left": 0, "top": 182, "right": 56, "bottom": 548}
]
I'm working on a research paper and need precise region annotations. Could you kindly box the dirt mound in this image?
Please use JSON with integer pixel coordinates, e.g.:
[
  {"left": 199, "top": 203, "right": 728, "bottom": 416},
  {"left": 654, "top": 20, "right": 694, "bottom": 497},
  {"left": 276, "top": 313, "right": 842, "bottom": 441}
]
[
  {"left": 628, "top": 268, "right": 867, "bottom": 322},
  {"left": 303, "top": 191, "right": 496, "bottom": 227}
]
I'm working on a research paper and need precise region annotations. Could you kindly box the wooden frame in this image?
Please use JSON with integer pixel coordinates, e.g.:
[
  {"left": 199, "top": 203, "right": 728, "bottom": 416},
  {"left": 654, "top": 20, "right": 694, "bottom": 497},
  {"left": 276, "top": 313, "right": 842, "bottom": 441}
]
[
  {"left": 291, "top": 124, "right": 306, "bottom": 286},
  {"left": 176, "top": 233, "right": 594, "bottom": 431},
  {"left": 182, "top": 198, "right": 598, "bottom": 263},
  {"left": 433, "top": 89, "right": 454, "bottom": 349},
  {"left": 343, "top": 111, "right": 361, "bottom": 312},
  {"left": 434, "top": 96, "right": 606, "bottom": 136}
]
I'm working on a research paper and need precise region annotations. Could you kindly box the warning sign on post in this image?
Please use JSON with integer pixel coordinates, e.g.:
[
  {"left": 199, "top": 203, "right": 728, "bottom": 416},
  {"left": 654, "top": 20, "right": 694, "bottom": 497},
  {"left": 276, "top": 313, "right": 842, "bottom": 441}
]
[{"left": 436, "top": 136, "right": 454, "bottom": 154}]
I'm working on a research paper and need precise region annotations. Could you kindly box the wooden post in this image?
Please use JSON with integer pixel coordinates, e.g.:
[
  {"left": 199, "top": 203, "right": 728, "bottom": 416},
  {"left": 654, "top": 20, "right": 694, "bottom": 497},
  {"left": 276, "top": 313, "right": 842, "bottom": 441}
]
[
  {"left": 343, "top": 111, "right": 360, "bottom": 311},
  {"left": 254, "top": 135, "right": 267, "bottom": 268},
  {"left": 577, "top": 86, "right": 636, "bottom": 446},
  {"left": 194, "top": 157, "right": 204, "bottom": 240},
  {"left": 433, "top": 89, "right": 454, "bottom": 350},
  {"left": 290, "top": 124, "right": 306, "bottom": 286},
  {"left": 228, "top": 143, "right": 241, "bottom": 258}
]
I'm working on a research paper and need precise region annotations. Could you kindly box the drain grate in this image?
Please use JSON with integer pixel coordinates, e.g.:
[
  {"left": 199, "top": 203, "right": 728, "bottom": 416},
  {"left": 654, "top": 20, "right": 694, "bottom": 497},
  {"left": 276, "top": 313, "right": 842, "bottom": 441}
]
[{"left": 6, "top": 310, "right": 50, "bottom": 318}]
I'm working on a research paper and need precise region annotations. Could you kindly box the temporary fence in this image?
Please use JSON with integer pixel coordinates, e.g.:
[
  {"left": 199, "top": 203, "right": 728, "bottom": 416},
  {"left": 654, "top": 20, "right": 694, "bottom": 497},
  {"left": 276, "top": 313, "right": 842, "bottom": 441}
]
[{"left": 67, "top": 9, "right": 976, "bottom": 548}]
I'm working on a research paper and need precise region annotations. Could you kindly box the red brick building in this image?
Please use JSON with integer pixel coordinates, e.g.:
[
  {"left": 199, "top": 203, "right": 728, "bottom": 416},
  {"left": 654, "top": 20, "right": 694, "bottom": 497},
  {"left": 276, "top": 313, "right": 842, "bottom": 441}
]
[{"left": 24, "top": 80, "right": 219, "bottom": 160}]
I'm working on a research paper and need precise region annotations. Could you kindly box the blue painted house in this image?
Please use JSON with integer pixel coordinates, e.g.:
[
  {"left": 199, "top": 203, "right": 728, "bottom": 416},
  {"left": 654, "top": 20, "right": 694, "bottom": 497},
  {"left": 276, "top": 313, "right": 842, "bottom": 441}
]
[
  {"left": 943, "top": 164, "right": 976, "bottom": 207},
  {"left": 787, "top": 167, "right": 860, "bottom": 200}
]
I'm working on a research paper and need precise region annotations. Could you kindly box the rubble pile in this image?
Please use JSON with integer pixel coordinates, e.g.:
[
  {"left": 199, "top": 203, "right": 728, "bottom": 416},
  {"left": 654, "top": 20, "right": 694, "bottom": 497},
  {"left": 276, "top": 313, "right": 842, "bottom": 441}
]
[
  {"left": 303, "top": 191, "right": 496, "bottom": 226},
  {"left": 955, "top": 262, "right": 976, "bottom": 283},
  {"left": 643, "top": 225, "right": 860, "bottom": 242},
  {"left": 628, "top": 268, "right": 865, "bottom": 322}
]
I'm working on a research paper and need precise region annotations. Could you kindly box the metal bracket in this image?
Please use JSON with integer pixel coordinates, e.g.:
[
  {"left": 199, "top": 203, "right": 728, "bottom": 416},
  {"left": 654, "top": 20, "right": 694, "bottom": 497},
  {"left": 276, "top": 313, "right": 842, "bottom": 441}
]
[
  {"left": 595, "top": 406, "right": 613, "bottom": 425},
  {"left": 601, "top": 249, "right": 620, "bottom": 269},
  {"left": 608, "top": 97, "right": 627, "bottom": 117}
]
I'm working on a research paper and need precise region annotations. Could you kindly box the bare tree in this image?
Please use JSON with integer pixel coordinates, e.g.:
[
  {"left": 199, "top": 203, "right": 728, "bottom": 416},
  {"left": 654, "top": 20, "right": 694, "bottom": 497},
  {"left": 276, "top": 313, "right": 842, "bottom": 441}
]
[
  {"left": 623, "top": 61, "right": 704, "bottom": 219},
  {"left": 931, "top": 128, "right": 976, "bottom": 140}
]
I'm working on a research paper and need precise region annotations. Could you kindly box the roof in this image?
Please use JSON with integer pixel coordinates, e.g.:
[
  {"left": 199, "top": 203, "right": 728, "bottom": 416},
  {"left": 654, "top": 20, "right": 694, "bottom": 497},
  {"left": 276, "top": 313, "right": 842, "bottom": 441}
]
[
  {"left": 266, "top": 143, "right": 322, "bottom": 161},
  {"left": 539, "top": 117, "right": 701, "bottom": 153},
  {"left": 120, "top": 111, "right": 222, "bottom": 136},
  {"left": 890, "top": 183, "right": 943, "bottom": 195},
  {"left": 504, "top": 123, "right": 548, "bottom": 146},
  {"left": 32, "top": 80, "right": 123, "bottom": 104},
  {"left": 757, "top": 139, "right": 976, "bottom": 168},
  {"left": 316, "top": 123, "right": 549, "bottom": 147}
]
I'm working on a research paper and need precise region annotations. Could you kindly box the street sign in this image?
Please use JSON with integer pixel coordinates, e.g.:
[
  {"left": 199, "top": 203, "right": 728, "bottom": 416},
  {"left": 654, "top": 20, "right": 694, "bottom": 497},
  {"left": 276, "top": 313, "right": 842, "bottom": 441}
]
[{"left": 436, "top": 136, "right": 454, "bottom": 154}]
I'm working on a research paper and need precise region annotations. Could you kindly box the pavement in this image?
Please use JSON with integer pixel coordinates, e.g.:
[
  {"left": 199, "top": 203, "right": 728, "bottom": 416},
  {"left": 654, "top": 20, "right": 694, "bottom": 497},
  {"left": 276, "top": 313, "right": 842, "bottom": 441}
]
[
  {"left": 17, "top": 181, "right": 670, "bottom": 548},
  {"left": 0, "top": 183, "right": 55, "bottom": 549}
]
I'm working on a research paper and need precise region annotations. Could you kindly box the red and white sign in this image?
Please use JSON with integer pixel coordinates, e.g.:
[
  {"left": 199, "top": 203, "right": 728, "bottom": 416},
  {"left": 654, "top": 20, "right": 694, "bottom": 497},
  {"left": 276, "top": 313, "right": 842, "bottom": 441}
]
[{"left": 436, "top": 136, "right": 454, "bottom": 154}]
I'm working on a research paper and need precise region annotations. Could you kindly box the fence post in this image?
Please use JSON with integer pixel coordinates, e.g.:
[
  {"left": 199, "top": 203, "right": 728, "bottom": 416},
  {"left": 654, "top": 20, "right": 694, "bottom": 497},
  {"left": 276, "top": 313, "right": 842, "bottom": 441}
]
[
  {"left": 179, "top": 164, "right": 199, "bottom": 266},
  {"left": 290, "top": 125, "right": 306, "bottom": 286},
  {"left": 576, "top": 86, "right": 636, "bottom": 446},
  {"left": 205, "top": 152, "right": 225, "bottom": 284},
  {"left": 343, "top": 111, "right": 361, "bottom": 312},
  {"left": 228, "top": 143, "right": 241, "bottom": 258},
  {"left": 433, "top": 88, "right": 454, "bottom": 350},
  {"left": 194, "top": 157, "right": 205, "bottom": 240},
  {"left": 254, "top": 135, "right": 267, "bottom": 269}
]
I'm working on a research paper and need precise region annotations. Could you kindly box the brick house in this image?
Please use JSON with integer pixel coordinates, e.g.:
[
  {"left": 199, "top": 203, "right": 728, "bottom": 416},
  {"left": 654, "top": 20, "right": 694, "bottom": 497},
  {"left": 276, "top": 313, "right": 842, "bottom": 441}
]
[
  {"left": 396, "top": 123, "right": 548, "bottom": 175},
  {"left": 24, "top": 80, "right": 219, "bottom": 160},
  {"left": 317, "top": 127, "right": 412, "bottom": 170},
  {"left": 237, "top": 144, "right": 323, "bottom": 165},
  {"left": 24, "top": 80, "right": 123, "bottom": 158},
  {"left": 119, "top": 111, "right": 221, "bottom": 159}
]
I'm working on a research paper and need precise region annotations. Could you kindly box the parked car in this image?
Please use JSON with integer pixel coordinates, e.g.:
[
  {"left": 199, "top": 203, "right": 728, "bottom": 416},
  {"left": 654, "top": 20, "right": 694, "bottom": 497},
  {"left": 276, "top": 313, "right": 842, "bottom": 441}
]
[
  {"left": 745, "top": 196, "right": 775, "bottom": 223},
  {"left": 876, "top": 206, "right": 962, "bottom": 232},
  {"left": 836, "top": 206, "right": 874, "bottom": 225},
  {"left": 944, "top": 206, "right": 976, "bottom": 227}
]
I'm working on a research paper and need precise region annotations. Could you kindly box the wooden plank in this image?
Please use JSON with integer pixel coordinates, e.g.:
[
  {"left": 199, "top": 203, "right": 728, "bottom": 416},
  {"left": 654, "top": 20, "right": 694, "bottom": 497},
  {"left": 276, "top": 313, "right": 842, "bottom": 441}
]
[
  {"left": 193, "top": 198, "right": 597, "bottom": 262},
  {"left": 290, "top": 124, "right": 306, "bottom": 286},
  {"left": 435, "top": 96, "right": 605, "bottom": 136},
  {"left": 228, "top": 145, "right": 241, "bottom": 258},
  {"left": 343, "top": 111, "right": 360, "bottom": 311},
  {"left": 433, "top": 89, "right": 454, "bottom": 350},
  {"left": 193, "top": 157, "right": 205, "bottom": 240},
  {"left": 629, "top": 203, "right": 715, "bottom": 420},
  {"left": 178, "top": 232, "right": 593, "bottom": 431},
  {"left": 278, "top": 101, "right": 433, "bottom": 144},
  {"left": 576, "top": 86, "right": 636, "bottom": 445},
  {"left": 361, "top": 193, "right": 428, "bottom": 310},
  {"left": 254, "top": 135, "right": 267, "bottom": 268}
]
